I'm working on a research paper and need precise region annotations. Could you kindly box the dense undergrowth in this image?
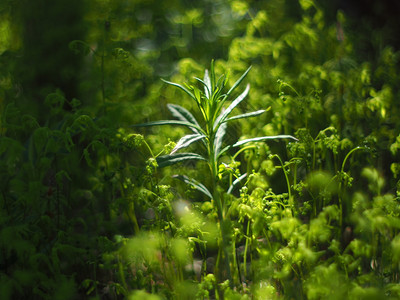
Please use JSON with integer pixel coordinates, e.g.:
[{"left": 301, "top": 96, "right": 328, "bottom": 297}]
[{"left": 1, "top": 0, "right": 400, "bottom": 299}]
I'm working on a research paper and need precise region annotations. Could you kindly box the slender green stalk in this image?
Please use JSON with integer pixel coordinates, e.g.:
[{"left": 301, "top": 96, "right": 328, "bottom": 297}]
[
  {"left": 210, "top": 157, "right": 233, "bottom": 287},
  {"left": 338, "top": 146, "right": 363, "bottom": 228},
  {"left": 341, "top": 146, "right": 363, "bottom": 173},
  {"left": 271, "top": 154, "right": 292, "bottom": 200},
  {"left": 232, "top": 145, "right": 257, "bottom": 161}
]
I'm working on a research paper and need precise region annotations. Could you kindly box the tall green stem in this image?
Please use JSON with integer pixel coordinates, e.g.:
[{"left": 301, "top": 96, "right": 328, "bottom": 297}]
[{"left": 208, "top": 132, "right": 233, "bottom": 288}]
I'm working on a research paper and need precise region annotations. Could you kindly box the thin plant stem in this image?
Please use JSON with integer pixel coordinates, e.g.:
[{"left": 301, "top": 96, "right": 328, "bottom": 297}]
[
  {"left": 338, "top": 146, "right": 363, "bottom": 228},
  {"left": 243, "top": 220, "right": 251, "bottom": 279},
  {"left": 271, "top": 154, "right": 292, "bottom": 200}
]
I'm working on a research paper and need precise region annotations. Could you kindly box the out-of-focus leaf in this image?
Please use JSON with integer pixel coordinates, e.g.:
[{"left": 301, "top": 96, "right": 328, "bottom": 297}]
[{"left": 173, "top": 174, "right": 212, "bottom": 199}]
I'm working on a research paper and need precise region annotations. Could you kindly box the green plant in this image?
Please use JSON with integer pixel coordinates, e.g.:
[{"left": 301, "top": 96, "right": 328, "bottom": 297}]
[{"left": 133, "top": 60, "right": 297, "bottom": 288}]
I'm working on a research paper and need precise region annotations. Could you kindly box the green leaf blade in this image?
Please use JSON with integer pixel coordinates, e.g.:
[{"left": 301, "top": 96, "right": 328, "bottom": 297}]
[
  {"left": 161, "top": 79, "right": 196, "bottom": 100},
  {"left": 217, "top": 145, "right": 231, "bottom": 159},
  {"left": 167, "top": 104, "right": 199, "bottom": 124},
  {"left": 227, "top": 173, "right": 248, "bottom": 194},
  {"left": 225, "top": 66, "right": 252, "bottom": 98},
  {"left": 131, "top": 120, "right": 204, "bottom": 134},
  {"left": 233, "top": 135, "right": 298, "bottom": 147},
  {"left": 171, "top": 134, "right": 205, "bottom": 154},
  {"left": 224, "top": 109, "right": 266, "bottom": 122},
  {"left": 172, "top": 174, "right": 212, "bottom": 199},
  {"left": 214, "top": 122, "right": 227, "bottom": 159},
  {"left": 204, "top": 69, "right": 212, "bottom": 99},
  {"left": 167, "top": 103, "right": 202, "bottom": 134},
  {"left": 156, "top": 152, "right": 207, "bottom": 168},
  {"left": 213, "top": 83, "right": 250, "bottom": 130}
]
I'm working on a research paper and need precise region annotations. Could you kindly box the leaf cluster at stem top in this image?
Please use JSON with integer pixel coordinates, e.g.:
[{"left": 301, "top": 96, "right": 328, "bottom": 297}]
[
  {"left": 132, "top": 60, "right": 297, "bottom": 197},
  {"left": 162, "top": 60, "right": 251, "bottom": 140}
]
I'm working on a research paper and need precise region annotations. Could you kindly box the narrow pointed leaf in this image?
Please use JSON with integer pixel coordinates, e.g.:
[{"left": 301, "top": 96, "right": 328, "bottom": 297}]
[
  {"left": 167, "top": 104, "right": 207, "bottom": 146},
  {"left": 225, "top": 66, "right": 252, "bottom": 98},
  {"left": 194, "top": 77, "right": 206, "bottom": 85},
  {"left": 210, "top": 60, "right": 215, "bottom": 90},
  {"left": 227, "top": 173, "right": 248, "bottom": 194},
  {"left": 214, "top": 121, "right": 227, "bottom": 158},
  {"left": 167, "top": 104, "right": 201, "bottom": 134},
  {"left": 218, "top": 145, "right": 231, "bottom": 159},
  {"left": 167, "top": 104, "right": 199, "bottom": 124},
  {"left": 214, "top": 84, "right": 250, "bottom": 130},
  {"left": 156, "top": 152, "right": 206, "bottom": 168},
  {"left": 171, "top": 134, "right": 205, "bottom": 154},
  {"left": 161, "top": 79, "right": 196, "bottom": 100},
  {"left": 216, "top": 74, "right": 227, "bottom": 91},
  {"left": 204, "top": 69, "right": 211, "bottom": 98},
  {"left": 233, "top": 135, "right": 298, "bottom": 147},
  {"left": 194, "top": 77, "right": 211, "bottom": 99},
  {"left": 131, "top": 120, "right": 204, "bottom": 133},
  {"left": 224, "top": 109, "right": 266, "bottom": 122},
  {"left": 172, "top": 175, "right": 212, "bottom": 199}
]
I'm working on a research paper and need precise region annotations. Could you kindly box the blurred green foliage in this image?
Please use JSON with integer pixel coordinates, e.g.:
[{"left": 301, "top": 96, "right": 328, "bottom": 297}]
[{"left": 1, "top": 0, "right": 400, "bottom": 299}]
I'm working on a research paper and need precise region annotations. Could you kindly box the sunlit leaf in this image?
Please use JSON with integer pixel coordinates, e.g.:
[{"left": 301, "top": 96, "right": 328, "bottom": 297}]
[
  {"left": 214, "top": 84, "right": 250, "bottom": 130},
  {"left": 194, "top": 77, "right": 211, "bottom": 99},
  {"left": 217, "top": 145, "right": 231, "bottom": 158},
  {"left": 204, "top": 69, "right": 212, "bottom": 98},
  {"left": 233, "top": 135, "right": 298, "bottom": 147},
  {"left": 171, "top": 134, "right": 205, "bottom": 154},
  {"left": 227, "top": 173, "right": 247, "bottom": 194},
  {"left": 167, "top": 104, "right": 201, "bottom": 132},
  {"left": 224, "top": 109, "right": 266, "bottom": 122},
  {"left": 214, "top": 122, "right": 227, "bottom": 158}
]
